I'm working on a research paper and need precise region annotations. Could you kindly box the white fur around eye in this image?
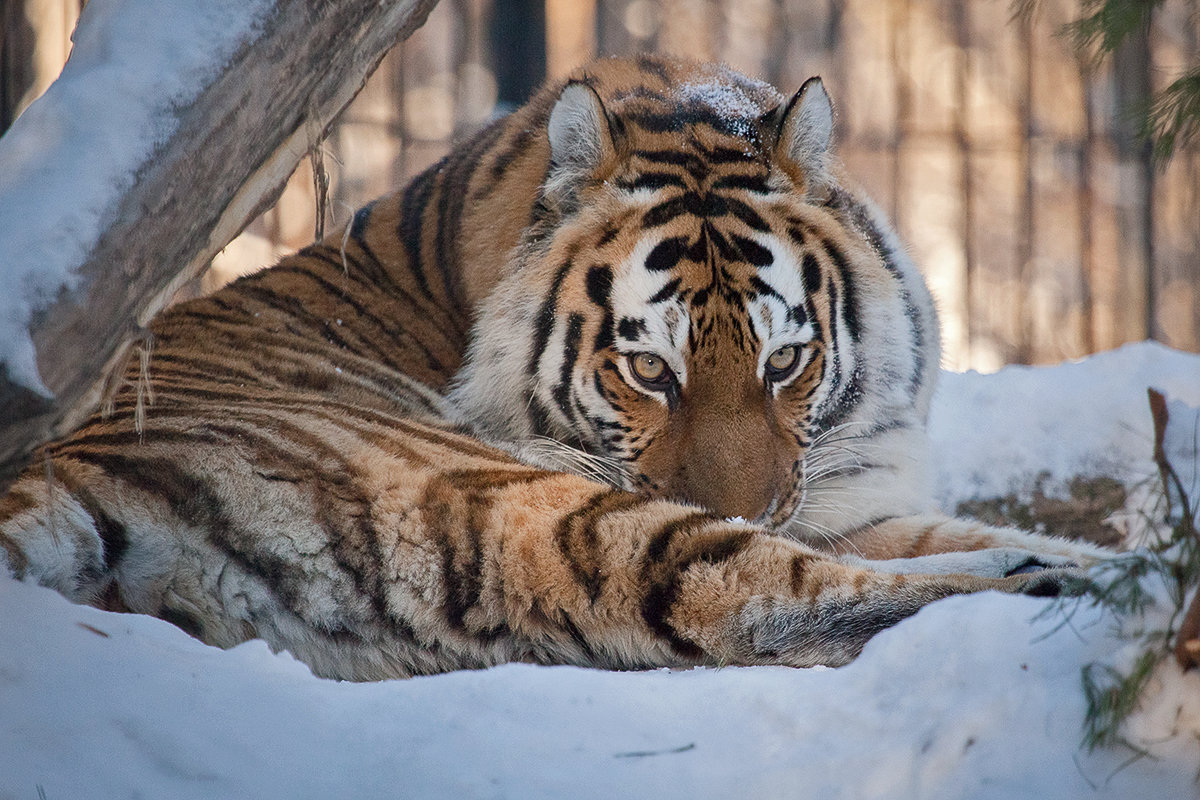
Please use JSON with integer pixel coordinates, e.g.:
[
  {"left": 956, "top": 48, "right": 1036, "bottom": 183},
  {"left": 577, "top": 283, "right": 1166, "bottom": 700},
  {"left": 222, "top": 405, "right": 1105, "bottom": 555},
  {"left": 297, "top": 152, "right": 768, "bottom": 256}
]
[
  {"left": 747, "top": 237, "right": 814, "bottom": 378},
  {"left": 609, "top": 235, "right": 691, "bottom": 386}
]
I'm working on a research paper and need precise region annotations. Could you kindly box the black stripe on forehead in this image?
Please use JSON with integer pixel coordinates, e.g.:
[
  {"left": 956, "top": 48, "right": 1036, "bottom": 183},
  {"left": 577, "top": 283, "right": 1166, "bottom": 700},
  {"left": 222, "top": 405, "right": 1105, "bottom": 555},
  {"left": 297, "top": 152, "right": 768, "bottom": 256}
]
[
  {"left": 708, "top": 227, "right": 738, "bottom": 262},
  {"left": 729, "top": 233, "right": 773, "bottom": 267},
  {"left": 629, "top": 140, "right": 762, "bottom": 183},
  {"left": 723, "top": 197, "right": 770, "bottom": 231},
  {"left": 639, "top": 189, "right": 772, "bottom": 234},
  {"left": 712, "top": 174, "right": 770, "bottom": 193},
  {"left": 642, "top": 195, "right": 693, "bottom": 229},
  {"left": 641, "top": 192, "right": 736, "bottom": 228},
  {"left": 633, "top": 149, "right": 709, "bottom": 173},
  {"left": 616, "top": 172, "right": 690, "bottom": 192},
  {"left": 626, "top": 106, "right": 762, "bottom": 141},
  {"left": 645, "top": 237, "right": 690, "bottom": 272}
]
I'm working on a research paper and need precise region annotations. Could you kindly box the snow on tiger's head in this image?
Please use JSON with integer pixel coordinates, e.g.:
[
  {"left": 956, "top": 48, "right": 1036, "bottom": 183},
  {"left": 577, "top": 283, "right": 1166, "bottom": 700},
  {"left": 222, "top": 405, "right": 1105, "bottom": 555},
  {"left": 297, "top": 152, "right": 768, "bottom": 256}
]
[{"left": 450, "top": 56, "right": 938, "bottom": 526}]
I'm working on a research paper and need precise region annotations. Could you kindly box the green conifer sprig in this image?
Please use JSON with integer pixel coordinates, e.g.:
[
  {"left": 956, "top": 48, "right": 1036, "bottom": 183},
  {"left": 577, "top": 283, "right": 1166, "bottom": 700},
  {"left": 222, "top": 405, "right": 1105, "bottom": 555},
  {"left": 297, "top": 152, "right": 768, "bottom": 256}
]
[
  {"left": 1143, "top": 69, "right": 1200, "bottom": 161},
  {"left": 1060, "top": 0, "right": 1160, "bottom": 66},
  {"left": 1062, "top": 476, "right": 1199, "bottom": 752},
  {"left": 1014, "top": 0, "right": 1199, "bottom": 161}
]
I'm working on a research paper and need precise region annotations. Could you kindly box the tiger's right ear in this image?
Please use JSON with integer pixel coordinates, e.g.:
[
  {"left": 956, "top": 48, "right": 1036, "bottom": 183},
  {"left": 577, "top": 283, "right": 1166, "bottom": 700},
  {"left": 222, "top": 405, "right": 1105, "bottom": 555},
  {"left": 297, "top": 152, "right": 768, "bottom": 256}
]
[{"left": 545, "top": 81, "right": 618, "bottom": 202}]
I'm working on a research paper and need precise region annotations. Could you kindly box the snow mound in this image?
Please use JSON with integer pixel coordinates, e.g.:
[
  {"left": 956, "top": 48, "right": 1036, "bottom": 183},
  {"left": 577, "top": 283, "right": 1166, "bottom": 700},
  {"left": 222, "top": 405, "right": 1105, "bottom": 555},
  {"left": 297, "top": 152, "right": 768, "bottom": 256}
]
[{"left": 931, "top": 342, "right": 1200, "bottom": 510}]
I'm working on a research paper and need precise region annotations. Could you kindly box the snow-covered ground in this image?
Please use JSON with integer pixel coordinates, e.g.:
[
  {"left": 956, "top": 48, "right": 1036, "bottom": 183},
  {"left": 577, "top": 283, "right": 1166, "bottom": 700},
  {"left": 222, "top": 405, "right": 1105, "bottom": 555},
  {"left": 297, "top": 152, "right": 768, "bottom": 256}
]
[
  {"left": 931, "top": 342, "right": 1200, "bottom": 516},
  {"left": 2, "top": 343, "right": 1199, "bottom": 800}
]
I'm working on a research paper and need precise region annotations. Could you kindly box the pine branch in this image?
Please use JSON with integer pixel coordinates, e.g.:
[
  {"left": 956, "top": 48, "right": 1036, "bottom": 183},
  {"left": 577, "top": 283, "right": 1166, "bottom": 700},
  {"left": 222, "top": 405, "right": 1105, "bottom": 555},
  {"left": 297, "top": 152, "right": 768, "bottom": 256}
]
[
  {"left": 1081, "top": 649, "right": 1162, "bottom": 752},
  {"left": 1012, "top": 0, "right": 1199, "bottom": 161},
  {"left": 1060, "top": 0, "right": 1160, "bottom": 65},
  {"left": 1146, "top": 69, "right": 1200, "bottom": 162},
  {"left": 1149, "top": 388, "right": 1200, "bottom": 668}
]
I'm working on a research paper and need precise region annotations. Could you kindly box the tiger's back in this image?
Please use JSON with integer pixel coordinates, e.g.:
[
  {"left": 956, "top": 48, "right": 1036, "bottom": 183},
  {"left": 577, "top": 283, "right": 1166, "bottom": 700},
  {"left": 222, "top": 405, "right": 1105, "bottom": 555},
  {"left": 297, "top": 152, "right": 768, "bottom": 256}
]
[{"left": 0, "top": 56, "right": 1101, "bottom": 680}]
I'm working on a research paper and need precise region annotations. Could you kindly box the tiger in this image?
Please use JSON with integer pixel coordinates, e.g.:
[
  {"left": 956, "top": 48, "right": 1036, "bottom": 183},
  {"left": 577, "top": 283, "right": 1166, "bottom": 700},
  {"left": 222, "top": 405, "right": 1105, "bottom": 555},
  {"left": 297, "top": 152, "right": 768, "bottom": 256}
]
[{"left": 0, "top": 56, "right": 1107, "bottom": 680}]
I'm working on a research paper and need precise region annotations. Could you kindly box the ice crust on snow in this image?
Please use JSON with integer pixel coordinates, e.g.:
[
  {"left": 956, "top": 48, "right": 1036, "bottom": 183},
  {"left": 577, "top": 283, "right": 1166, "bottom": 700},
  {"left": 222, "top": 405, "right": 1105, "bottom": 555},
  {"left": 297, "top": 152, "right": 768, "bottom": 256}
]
[
  {"left": 0, "top": 0, "right": 269, "bottom": 393},
  {"left": 2, "top": 344, "right": 1200, "bottom": 798}
]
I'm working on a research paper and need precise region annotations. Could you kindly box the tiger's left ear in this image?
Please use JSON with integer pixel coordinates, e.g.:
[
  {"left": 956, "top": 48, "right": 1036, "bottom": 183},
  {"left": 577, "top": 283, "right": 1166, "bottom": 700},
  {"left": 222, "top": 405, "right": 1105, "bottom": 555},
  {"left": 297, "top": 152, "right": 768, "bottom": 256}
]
[
  {"left": 769, "top": 77, "right": 835, "bottom": 194},
  {"left": 545, "top": 80, "right": 619, "bottom": 203}
]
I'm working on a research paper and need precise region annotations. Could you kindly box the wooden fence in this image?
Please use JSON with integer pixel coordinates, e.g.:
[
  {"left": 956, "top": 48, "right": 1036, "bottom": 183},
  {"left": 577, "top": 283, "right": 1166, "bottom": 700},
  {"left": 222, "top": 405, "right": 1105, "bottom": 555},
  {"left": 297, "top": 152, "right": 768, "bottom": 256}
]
[{"left": 5, "top": 0, "right": 1198, "bottom": 370}]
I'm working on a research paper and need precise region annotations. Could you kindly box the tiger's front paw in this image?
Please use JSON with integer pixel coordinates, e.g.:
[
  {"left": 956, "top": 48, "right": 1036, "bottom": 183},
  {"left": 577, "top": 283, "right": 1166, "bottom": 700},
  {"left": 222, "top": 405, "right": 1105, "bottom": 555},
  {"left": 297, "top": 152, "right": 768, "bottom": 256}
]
[
  {"left": 1002, "top": 566, "right": 1091, "bottom": 598},
  {"left": 995, "top": 549, "right": 1082, "bottom": 577},
  {"left": 846, "top": 546, "right": 1090, "bottom": 579}
]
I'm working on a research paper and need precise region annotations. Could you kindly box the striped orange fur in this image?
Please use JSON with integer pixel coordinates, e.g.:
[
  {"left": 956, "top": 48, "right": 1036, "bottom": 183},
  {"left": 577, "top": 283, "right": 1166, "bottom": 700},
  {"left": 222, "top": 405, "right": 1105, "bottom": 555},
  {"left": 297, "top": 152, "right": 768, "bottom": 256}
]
[{"left": 0, "top": 56, "right": 1105, "bottom": 680}]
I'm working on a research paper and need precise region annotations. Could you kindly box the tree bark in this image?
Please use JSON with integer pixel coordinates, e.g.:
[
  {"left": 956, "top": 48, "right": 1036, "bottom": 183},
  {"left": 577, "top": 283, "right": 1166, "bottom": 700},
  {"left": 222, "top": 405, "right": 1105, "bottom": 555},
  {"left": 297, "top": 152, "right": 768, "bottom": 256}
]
[{"left": 0, "top": 0, "right": 440, "bottom": 485}]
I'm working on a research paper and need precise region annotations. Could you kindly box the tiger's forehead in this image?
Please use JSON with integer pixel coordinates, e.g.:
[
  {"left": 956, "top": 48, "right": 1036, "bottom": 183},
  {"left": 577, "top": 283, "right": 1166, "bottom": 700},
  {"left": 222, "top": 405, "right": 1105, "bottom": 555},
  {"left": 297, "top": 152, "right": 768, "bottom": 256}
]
[
  {"left": 591, "top": 58, "right": 784, "bottom": 141},
  {"left": 609, "top": 215, "right": 814, "bottom": 375},
  {"left": 567, "top": 59, "right": 822, "bottom": 376}
]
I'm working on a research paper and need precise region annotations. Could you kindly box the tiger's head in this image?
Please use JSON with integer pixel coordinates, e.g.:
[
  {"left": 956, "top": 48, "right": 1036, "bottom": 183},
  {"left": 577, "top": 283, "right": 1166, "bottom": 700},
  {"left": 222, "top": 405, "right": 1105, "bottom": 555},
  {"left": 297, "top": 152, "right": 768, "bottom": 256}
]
[{"left": 450, "top": 57, "right": 939, "bottom": 534}]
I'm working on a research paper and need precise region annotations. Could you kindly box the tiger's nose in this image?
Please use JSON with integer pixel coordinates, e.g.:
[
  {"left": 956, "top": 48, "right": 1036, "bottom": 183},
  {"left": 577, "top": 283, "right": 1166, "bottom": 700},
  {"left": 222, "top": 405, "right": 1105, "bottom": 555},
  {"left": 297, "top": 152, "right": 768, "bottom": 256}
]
[{"left": 669, "top": 419, "right": 785, "bottom": 521}]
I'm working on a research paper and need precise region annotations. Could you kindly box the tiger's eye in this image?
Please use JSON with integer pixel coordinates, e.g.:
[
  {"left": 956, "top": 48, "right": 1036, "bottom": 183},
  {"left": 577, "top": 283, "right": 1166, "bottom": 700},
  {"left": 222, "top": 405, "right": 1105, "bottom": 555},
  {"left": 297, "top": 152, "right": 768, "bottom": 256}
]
[
  {"left": 768, "top": 345, "right": 798, "bottom": 372},
  {"left": 630, "top": 352, "right": 667, "bottom": 383}
]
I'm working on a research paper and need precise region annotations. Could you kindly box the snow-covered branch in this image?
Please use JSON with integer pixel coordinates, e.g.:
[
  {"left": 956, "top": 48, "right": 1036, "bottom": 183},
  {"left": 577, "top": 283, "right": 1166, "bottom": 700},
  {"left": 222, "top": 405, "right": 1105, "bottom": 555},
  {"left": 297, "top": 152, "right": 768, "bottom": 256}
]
[{"left": 0, "top": 0, "right": 439, "bottom": 481}]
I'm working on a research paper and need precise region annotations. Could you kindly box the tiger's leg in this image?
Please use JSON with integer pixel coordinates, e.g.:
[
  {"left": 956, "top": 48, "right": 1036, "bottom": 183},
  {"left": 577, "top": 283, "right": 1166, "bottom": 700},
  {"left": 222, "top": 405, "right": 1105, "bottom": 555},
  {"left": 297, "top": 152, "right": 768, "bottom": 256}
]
[
  {"left": 825, "top": 513, "right": 1111, "bottom": 577},
  {"left": 1, "top": 441, "right": 1077, "bottom": 678},
  {"left": 398, "top": 473, "right": 1081, "bottom": 672}
]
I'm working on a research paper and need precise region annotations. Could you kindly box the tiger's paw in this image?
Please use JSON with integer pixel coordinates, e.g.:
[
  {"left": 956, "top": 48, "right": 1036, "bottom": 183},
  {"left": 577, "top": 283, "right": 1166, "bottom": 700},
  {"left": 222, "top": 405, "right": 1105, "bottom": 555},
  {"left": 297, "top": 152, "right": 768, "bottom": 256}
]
[
  {"left": 1003, "top": 566, "right": 1091, "bottom": 598},
  {"left": 845, "top": 547, "right": 1091, "bottom": 579}
]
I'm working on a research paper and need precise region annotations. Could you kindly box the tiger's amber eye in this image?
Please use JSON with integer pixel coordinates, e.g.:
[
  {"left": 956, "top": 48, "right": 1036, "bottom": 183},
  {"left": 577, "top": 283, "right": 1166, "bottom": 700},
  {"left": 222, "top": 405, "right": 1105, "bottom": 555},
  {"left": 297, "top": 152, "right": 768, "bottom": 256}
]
[
  {"left": 630, "top": 352, "right": 667, "bottom": 383},
  {"left": 763, "top": 347, "right": 801, "bottom": 379}
]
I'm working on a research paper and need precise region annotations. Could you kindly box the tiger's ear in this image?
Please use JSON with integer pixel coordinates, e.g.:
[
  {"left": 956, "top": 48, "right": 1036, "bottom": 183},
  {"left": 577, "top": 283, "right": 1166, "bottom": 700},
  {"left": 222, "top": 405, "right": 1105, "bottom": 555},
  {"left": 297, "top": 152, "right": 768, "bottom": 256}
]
[
  {"left": 771, "top": 77, "right": 834, "bottom": 194},
  {"left": 546, "top": 81, "right": 618, "bottom": 202}
]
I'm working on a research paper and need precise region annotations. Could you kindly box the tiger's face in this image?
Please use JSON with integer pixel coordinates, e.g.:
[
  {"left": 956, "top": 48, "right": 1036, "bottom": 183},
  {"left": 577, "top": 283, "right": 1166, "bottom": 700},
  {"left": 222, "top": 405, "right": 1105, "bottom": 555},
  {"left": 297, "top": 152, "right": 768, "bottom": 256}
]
[
  {"left": 550, "top": 145, "right": 844, "bottom": 524},
  {"left": 452, "top": 61, "right": 905, "bottom": 528}
]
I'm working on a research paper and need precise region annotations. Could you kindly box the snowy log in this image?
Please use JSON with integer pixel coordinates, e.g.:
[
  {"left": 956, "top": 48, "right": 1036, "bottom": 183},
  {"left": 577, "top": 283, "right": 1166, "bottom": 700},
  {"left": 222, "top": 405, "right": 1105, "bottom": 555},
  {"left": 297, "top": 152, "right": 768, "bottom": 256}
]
[{"left": 0, "top": 0, "right": 439, "bottom": 484}]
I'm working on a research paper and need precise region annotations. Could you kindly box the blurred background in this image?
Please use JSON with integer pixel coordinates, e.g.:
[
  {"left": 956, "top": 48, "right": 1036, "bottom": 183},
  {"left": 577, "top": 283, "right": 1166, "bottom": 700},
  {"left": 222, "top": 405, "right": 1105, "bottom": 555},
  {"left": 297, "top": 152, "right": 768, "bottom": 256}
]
[{"left": 3, "top": 0, "right": 1197, "bottom": 371}]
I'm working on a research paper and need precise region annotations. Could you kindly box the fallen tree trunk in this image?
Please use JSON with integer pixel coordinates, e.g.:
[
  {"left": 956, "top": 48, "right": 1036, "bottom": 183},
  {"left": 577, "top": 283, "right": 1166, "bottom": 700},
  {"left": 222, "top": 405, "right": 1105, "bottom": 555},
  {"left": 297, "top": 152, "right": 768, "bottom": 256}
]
[{"left": 0, "top": 0, "right": 439, "bottom": 485}]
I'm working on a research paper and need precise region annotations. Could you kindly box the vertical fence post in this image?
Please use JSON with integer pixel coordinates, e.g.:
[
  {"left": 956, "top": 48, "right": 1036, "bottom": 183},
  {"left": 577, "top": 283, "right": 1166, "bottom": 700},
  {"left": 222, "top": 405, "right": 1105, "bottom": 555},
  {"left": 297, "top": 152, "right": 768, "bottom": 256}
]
[
  {"left": 1112, "top": 19, "right": 1156, "bottom": 344},
  {"left": 1015, "top": 10, "right": 1035, "bottom": 364},
  {"left": 1078, "top": 53, "right": 1097, "bottom": 354},
  {"left": 489, "top": 0, "right": 546, "bottom": 110},
  {"left": 951, "top": 0, "right": 974, "bottom": 359}
]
